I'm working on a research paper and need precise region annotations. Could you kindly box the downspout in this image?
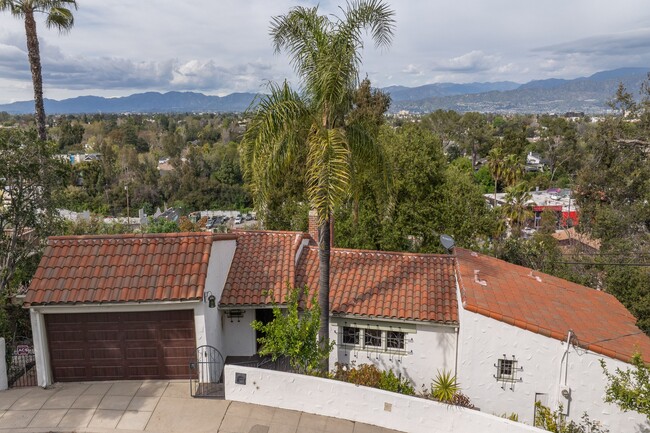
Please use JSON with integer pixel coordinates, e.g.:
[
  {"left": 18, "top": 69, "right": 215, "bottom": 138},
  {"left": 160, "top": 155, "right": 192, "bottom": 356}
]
[
  {"left": 557, "top": 330, "right": 573, "bottom": 409},
  {"left": 454, "top": 326, "right": 460, "bottom": 378}
]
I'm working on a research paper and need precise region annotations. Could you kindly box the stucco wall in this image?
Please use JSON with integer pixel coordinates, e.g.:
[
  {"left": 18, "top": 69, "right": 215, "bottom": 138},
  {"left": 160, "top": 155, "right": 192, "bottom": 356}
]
[
  {"left": 223, "top": 309, "right": 257, "bottom": 357},
  {"left": 224, "top": 365, "right": 543, "bottom": 433},
  {"left": 206, "top": 238, "right": 236, "bottom": 358},
  {"left": 329, "top": 319, "right": 458, "bottom": 390},
  {"left": 457, "top": 303, "right": 650, "bottom": 432}
]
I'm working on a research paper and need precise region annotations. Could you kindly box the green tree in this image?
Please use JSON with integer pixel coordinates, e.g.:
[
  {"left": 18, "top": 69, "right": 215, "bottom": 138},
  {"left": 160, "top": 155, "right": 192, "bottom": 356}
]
[
  {"left": 501, "top": 182, "right": 533, "bottom": 237},
  {"left": 0, "top": 0, "right": 78, "bottom": 140},
  {"left": 144, "top": 218, "right": 180, "bottom": 233},
  {"left": 57, "top": 119, "right": 85, "bottom": 149},
  {"left": 251, "top": 285, "right": 332, "bottom": 373},
  {"left": 601, "top": 353, "right": 650, "bottom": 419},
  {"left": 241, "top": 0, "right": 395, "bottom": 363},
  {"left": 487, "top": 146, "right": 505, "bottom": 203},
  {"left": 534, "top": 401, "right": 609, "bottom": 433},
  {"left": 0, "top": 128, "right": 64, "bottom": 295}
]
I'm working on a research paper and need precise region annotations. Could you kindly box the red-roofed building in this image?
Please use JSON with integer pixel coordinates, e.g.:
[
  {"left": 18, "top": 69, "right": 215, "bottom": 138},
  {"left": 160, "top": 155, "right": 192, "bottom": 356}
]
[
  {"left": 23, "top": 228, "right": 650, "bottom": 431},
  {"left": 25, "top": 232, "right": 238, "bottom": 385},
  {"left": 454, "top": 248, "right": 649, "bottom": 430}
]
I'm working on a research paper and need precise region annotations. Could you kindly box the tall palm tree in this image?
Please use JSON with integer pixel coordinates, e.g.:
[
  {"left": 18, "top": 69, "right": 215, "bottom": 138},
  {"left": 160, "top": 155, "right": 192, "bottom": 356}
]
[
  {"left": 487, "top": 147, "right": 505, "bottom": 205},
  {"left": 502, "top": 153, "right": 523, "bottom": 188},
  {"left": 502, "top": 182, "right": 533, "bottom": 236},
  {"left": 242, "top": 0, "right": 395, "bottom": 362},
  {"left": 0, "top": 0, "right": 77, "bottom": 140}
]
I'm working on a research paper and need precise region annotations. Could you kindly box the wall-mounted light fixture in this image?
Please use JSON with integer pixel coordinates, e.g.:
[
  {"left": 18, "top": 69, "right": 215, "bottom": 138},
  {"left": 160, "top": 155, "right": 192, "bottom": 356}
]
[{"left": 204, "top": 291, "right": 216, "bottom": 308}]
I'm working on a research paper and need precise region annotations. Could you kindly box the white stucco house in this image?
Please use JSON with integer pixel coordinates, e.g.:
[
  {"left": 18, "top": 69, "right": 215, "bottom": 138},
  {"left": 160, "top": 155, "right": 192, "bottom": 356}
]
[{"left": 24, "top": 227, "right": 650, "bottom": 431}]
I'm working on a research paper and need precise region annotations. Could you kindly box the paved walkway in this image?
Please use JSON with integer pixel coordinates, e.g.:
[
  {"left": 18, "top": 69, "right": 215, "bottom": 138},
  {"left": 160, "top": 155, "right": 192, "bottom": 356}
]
[{"left": 0, "top": 380, "right": 403, "bottom": 433}]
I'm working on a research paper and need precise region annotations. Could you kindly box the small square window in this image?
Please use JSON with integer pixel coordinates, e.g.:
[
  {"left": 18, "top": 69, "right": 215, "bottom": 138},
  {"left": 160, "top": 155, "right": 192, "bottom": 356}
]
[
  {"left": 342, "top": 327, "right": 360, "bottom": 345},
  {"left": 386, "top": 331, "right": 405, "bottom": 350},
  {"left": 364, "top": 329, "right": 382, "bottom": 347},
  {"left": 497, "top": 359, "right": 515, "bottom": 380}
]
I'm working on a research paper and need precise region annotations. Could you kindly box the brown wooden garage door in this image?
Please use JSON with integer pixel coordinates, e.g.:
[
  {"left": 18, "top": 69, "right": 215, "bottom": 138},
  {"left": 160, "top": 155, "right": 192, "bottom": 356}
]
[{"left": 45, "top": 310, "right": 196, "bottom": 382}]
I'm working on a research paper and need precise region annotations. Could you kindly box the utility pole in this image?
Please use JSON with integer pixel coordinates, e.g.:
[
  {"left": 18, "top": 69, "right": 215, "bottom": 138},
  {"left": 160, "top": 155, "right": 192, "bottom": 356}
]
[{"left": 125, "top": 185, "right": 130, "bottom": 224}]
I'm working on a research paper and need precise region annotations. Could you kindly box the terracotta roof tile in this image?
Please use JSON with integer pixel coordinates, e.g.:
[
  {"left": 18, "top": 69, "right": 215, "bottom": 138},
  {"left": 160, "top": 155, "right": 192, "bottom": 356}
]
[
  {"left": 220, "top": 231, "right": 306, "bottom": 307},
  {"left": 221, "top": 232, "right": 457, "bottom": 324},
  {"left": 455, "top": 247, "right": 650, "bottom": 363},
  {"left": 24, "top": 232, "right": 233, "bottom": 306},
  {"left": 296, "top": 246, "right": 458, "bottom": 324}
]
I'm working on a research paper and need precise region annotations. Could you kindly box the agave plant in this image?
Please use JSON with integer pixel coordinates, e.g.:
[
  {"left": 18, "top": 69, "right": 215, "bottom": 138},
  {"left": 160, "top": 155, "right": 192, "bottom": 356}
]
[{"left": 431, "top": 370, "right": 460, "bottom": 403}]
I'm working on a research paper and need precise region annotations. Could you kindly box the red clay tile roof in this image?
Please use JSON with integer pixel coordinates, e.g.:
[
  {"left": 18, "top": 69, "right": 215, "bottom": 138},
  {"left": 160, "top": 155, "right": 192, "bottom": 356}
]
[
  {"left": 25, "top": 232, "right": 233, "bottom": 306},
  {"left": 296, "top": 246, "right": 458, "bottom": 324},
  {"left": 455, "top": 247, "right": 650, "bottom": 363},
  {"left": 220, "top": 231, "right": 306, "bottom": 306}
]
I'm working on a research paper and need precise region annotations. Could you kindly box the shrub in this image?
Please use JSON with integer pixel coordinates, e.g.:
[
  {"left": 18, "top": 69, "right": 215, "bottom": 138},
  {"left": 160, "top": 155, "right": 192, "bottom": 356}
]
[
  {"left": 534, "top": 402, "right": 609, "bottom": 433},
  {"left": 451, "top": 392, "right": 475, "bottom": 409},
  {"left": 431, "top": 370, "right": 459, "bottom": 403},
  {"left": 332, "top": 362, "right": 415, "bottom": 396},
  {"left": 500, "top": 412, "right": 519, "bottom": 422},
  {"left": 379, "top": 369, "right": 415, "bottom": 395}
]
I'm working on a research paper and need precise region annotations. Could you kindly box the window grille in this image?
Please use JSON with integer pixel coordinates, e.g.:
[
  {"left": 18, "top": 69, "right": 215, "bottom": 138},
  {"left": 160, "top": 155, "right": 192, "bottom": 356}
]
[
  {"left": 386, "top": 331, "right": 405, "bottom": 350},
  {"left": 364, "top": 329, "right": 382, "bottom": 347},
  {"left": 342, "top": 327, "right": 360, "bottom": 345},
  {"left": 494, "top": 354, "right": 523, "bottom": 390}
]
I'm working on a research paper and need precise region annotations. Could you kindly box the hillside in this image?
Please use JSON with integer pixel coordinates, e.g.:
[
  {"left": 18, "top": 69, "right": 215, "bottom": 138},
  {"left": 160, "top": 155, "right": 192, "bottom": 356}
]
[{"left": 1, "top": 67, "right": 648, "bottom": 115}]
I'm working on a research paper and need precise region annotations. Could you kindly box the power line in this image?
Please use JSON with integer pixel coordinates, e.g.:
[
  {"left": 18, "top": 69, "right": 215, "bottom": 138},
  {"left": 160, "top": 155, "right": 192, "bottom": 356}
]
[{"left": 559, "top": 261, "right": 650, "bottom": 267}]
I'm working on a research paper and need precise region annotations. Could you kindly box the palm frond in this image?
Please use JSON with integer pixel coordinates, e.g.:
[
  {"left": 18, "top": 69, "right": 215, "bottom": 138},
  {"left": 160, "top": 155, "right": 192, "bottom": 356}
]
[
  {"left": 270, "top": 6, "right": 330, "bottom": 88},
  {"left": 45, "top": 5, "right": 75, "bottom": 31},
  {"left": 242, "top": 81, "right": 310, "bottom": 210},
  {"left": 0, "top": 0, "right": 26, "bottom": 17},
  {"left": 306, "top": 127, "right": 351, "bottom": 223},
  {"left": 338, "top": 0, "right": 395, "bottom": 50}
]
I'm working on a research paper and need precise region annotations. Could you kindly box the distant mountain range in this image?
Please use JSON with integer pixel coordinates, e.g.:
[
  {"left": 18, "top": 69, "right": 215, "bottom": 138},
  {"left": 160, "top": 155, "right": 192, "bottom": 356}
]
[
  {"left": 1, "top": 67, "right": 648, "bottom": 115},
  {"left": 390, "top": 68, "right": 650, "bottom": 114}
]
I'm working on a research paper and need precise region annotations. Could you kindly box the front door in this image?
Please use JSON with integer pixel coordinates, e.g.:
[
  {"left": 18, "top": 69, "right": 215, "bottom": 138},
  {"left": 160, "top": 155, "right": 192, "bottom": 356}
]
[{"left": 255, "top": 309, "right": 274, "bottom": 352}]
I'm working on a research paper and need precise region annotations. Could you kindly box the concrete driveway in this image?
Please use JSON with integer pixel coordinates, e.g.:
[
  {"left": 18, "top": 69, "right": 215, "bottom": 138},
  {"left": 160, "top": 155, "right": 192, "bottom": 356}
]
[{"left": 0, "top": 381, "right": 403, "bottom": 433}]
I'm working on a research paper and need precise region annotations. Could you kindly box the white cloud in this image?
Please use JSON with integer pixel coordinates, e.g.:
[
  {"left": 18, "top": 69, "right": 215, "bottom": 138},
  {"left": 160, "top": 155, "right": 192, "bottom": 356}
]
[
  {"left": 1, "top": 0, "right": 650, "bottom": 101},
  {"left": 402, "top": 64, "right": 422, "bottom": 75},
  {"left": 433, "top": 51, "right": 500, "bottom": 73}
]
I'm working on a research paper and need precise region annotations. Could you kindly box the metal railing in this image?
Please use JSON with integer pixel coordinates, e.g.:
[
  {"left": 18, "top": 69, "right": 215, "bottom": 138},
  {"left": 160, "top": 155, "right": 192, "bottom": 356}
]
[{"left": 8, "top": 342, "right": 37, "bottom": 388}]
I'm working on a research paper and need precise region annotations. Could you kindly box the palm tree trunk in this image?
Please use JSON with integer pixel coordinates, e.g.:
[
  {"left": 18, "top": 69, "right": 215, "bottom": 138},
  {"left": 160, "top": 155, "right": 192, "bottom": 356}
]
[
  {"left": 24, "top": 10, "right": 47, "bottom": 141},
  {"left": 318, "top": 216, "right": 331, "bottom": 371}
]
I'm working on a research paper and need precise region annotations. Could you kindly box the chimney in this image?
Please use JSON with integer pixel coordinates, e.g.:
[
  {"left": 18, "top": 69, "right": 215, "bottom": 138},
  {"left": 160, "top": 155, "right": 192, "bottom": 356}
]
[
  {"left": 308, "top": 209, "right": 319, "bottom": 243},
  {"left": 308, "top": 209, "right": 334, "bottom": 247}
]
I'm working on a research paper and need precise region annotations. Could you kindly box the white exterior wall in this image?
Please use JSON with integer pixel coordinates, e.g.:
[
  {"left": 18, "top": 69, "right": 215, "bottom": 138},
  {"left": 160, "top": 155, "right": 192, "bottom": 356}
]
[
  {"left": 224, "top": 365, "right": 543, "bottom": 433},
  {"left": 223, "top": 309, "right": 257, "bottom": 357},
  {"left": 457, "top": 305, "right": 650, "bottom": 432},
  {"left": 206, "top": 239, "right": 236, "bottom": 358},
  {"left": 330, "top": 319, "right": 458, "bottom": 390}
]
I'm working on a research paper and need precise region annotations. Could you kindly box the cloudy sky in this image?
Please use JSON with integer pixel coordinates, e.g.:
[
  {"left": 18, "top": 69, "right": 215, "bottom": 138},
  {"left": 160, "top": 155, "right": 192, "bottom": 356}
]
[{"left": 0, "top": 0, "right": 649, "bottom": 104}]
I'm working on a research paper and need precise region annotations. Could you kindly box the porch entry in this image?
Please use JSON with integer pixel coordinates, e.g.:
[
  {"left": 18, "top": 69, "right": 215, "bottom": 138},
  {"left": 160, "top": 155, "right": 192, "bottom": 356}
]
[{"left": 255, "top": 308, "right": 274, "bottom": 352}]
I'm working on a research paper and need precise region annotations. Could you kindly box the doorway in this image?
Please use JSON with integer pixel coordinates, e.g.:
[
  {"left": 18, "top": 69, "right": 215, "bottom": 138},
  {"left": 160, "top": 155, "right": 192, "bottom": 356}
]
[{"left": 255, "top": 309, "right": 274, "bottom": 352}]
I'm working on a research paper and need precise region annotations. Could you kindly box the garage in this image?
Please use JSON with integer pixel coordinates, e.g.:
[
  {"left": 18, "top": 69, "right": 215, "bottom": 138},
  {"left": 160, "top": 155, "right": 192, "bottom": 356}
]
[{"left": 45, "top": 310, "right": 196, "bottom": 382}]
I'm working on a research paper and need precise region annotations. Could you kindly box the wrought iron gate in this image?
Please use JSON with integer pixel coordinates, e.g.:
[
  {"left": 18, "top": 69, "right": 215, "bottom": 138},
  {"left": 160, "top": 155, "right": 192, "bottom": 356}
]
[
  {"left": 8, "top": 340, "right": 37, "bottom": 388},
  {"left": 189, "top": 345, "right": 224, "bottom": 398}
]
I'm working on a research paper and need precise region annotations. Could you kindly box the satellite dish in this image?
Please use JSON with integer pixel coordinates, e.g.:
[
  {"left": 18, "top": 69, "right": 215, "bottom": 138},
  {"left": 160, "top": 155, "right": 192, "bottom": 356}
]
[{"left": 440, "top": 234, "right": 455, "bottom": 253}]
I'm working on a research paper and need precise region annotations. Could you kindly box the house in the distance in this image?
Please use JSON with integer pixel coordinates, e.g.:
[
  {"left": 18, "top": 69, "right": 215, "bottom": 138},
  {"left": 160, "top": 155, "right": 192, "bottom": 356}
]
[{"left": 23, "top": 225, "right": 650, "bottom": 431}]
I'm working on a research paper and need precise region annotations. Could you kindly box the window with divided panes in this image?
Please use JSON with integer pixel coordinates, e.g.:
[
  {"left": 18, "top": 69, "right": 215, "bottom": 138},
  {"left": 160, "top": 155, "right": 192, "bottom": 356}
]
[{"left": 341, "top": 326, "right": 406, "bottom": 352}]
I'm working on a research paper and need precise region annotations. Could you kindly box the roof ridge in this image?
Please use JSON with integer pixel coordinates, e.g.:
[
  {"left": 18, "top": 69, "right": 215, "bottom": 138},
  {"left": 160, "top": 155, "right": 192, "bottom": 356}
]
[
  {"left": 234, "top": 229, "right": 308, "bottom": 237},
  {"left": 455, "top": 247, "right": 620, "bottom": 299},
  {"left": 304, "top": 245, "right": 452, "bottom": 260},
  {"left": 49, "top": 232, "right": 217, "bottom": 241}
]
